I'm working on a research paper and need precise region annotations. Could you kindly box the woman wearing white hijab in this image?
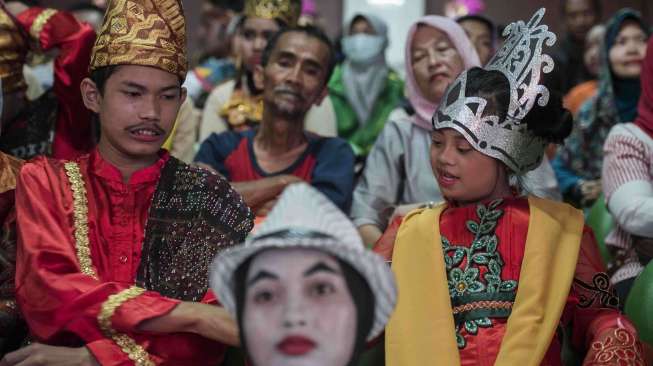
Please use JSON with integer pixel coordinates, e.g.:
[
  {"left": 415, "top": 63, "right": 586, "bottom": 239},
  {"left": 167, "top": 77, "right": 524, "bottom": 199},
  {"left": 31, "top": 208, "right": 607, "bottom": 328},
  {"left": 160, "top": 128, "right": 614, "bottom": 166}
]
[{"left": 328, "top": 14, "right": 404, "bottom": 158}]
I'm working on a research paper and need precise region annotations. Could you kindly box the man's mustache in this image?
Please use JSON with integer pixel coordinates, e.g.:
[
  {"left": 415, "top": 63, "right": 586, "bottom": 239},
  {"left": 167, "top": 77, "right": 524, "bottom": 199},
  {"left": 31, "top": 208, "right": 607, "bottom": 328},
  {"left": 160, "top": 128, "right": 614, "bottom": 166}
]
[{"left": 273, "top": 85, "right": 304, "bottom": 102}]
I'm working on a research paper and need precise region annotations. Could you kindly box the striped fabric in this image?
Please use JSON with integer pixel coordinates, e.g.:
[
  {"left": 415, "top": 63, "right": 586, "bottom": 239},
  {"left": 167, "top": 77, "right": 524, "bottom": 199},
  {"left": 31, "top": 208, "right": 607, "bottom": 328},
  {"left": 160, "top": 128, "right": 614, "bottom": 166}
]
[{"left": 602, "top": 123, "right": 653, "bottom": 283}]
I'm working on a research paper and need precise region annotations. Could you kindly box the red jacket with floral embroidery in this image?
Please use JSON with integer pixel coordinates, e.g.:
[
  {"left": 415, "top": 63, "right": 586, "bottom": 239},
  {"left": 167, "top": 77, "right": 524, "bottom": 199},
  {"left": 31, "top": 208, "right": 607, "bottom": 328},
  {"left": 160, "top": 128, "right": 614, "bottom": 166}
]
[{"left": 376, "top": 197, "right": 643, "bottom": 365}]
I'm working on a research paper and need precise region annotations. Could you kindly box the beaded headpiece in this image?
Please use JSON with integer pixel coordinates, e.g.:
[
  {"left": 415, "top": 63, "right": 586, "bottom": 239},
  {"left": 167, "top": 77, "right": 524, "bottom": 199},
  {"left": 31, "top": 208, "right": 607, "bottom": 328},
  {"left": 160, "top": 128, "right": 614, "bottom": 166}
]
[
  {"left": 244, "top": 0, "right": 301, "bottom": 27},
  {"left": 90, "top": 0, "right": 188, "bottom": 79},
  {"left": 432, "top": 8, "right": 556, "bottom": 174},
  {"left": 0, "top": 4, "right": 28, "bottom": 93}
]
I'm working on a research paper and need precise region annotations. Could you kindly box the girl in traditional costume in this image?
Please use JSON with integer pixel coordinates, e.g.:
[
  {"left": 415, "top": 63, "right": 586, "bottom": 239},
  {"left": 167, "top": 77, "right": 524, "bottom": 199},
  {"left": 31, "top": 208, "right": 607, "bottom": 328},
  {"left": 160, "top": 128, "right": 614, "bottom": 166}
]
[
  {"left": 386, "top": 9, "right": 645, "bottom": 366},
  {"left": 356, "top": 15, "right": 561, "bottom": 249}
]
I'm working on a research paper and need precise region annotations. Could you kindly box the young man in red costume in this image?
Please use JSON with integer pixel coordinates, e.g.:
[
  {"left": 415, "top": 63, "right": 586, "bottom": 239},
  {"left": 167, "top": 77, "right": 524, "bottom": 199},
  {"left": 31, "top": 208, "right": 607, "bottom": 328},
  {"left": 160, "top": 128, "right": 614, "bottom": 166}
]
[{"left": 10, "top": 1, "right": 253, "bottom": 365}]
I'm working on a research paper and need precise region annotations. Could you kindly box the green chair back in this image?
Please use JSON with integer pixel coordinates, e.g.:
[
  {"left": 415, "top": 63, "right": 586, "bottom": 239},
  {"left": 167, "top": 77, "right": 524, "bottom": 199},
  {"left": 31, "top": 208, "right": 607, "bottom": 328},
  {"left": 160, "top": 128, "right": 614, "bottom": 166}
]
[
  {"left": 586, "top": 194, "right": 614, "bottom": 264},
  {"left": 625, "top": 262, "right": 653, "bottom": 345}
]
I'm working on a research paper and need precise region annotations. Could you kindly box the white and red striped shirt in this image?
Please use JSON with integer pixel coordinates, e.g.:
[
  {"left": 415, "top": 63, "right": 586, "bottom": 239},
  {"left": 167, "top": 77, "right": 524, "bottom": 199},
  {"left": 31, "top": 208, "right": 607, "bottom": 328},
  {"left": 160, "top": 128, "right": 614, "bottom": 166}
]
[{"left": 602, "top": 123, "right": 653, "bottom": 283}]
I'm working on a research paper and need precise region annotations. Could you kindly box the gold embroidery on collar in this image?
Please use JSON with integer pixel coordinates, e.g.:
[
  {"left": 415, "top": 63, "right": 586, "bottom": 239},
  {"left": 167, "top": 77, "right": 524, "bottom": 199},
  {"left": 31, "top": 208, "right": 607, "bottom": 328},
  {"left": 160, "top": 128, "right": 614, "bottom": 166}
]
[
  {"left": 98, "top": 286, "right": 155, "bottom": 366},
  {"left": 64, "top": 162, "right": 98, "bottom": 279},
  {"left": 29, "top": 9, "right": 57, "bottom": 40}
]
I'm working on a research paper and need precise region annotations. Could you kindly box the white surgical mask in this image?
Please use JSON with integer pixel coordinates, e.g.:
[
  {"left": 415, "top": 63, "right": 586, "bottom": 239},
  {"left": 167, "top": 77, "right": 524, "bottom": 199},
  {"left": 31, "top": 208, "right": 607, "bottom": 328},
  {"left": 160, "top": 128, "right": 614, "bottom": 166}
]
[{"left": 342, "top": 34, "right": 385, "bottom": 65}]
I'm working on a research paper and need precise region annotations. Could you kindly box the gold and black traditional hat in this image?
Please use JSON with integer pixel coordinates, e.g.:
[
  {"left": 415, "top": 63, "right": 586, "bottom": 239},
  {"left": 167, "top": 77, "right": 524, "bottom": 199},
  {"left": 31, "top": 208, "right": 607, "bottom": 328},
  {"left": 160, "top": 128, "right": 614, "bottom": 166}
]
[
  {"left": 0, "top": 4, "right": 28, "bottom": 93},
  {"left": 90, "top": 0, "right": 188, "bottom": 79},
  {"left": 244, "top": 0, "right": 301, "bottom": 27}
]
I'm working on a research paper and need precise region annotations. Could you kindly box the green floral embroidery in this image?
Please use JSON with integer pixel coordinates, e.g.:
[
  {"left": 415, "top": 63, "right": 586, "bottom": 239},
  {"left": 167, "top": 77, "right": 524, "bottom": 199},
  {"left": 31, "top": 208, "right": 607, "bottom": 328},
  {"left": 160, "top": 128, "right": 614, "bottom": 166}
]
[{"left": 442, "top": 199, "right": 518, "bottom": 349}]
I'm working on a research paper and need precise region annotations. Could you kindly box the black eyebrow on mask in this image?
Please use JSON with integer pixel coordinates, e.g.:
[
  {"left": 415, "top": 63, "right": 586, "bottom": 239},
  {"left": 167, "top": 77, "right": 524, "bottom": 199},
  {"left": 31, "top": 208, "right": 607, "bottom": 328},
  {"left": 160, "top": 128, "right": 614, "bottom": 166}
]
[
  {"left": 303, "top": 261, "right": 339, "bottom": 277},
  {"left": 247, "top": 270, "right": 279, "bottom": 287}
]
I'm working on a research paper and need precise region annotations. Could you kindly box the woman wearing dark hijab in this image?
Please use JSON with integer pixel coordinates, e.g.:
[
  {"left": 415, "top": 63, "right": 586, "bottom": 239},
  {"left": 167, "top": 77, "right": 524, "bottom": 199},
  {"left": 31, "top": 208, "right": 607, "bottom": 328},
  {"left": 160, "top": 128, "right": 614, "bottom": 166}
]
[
  {"left": 553, "top": 8, "right": 650, "bottom": 208},
  {"left": 602, "top": 34, "right": 653, "bottom": 303}
]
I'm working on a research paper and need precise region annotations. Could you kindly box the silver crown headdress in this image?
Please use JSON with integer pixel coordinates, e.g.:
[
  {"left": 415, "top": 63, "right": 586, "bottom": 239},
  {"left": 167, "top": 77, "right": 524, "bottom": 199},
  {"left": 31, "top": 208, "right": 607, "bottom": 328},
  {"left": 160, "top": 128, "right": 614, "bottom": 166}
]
[{"left": 432, "top": 8, "right": 556, "bottom": 174}]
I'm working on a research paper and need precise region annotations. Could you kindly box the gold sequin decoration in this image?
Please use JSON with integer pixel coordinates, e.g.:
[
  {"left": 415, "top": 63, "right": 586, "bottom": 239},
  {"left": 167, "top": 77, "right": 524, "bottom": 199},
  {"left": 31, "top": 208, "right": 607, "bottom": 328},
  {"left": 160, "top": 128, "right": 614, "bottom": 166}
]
[
  {"left": 64, "top": 162, "right": 98, "bottom": 279},
  {"left": 98, "top": 286, "right": 155, "bottom": 366},
  {"left": 220, "top": 91, "right": 263, "bottom": 127},
  {"left": 29, "top": 9, "right": 57, "bottom": 40},
  {"left": 451, "top": 300, "right": 514, "bottom": 315},
  {"left": 244, "top": 0, "right": 301, "bottom": 26},
  {"left": 1, "top": 300, "right": 17, "bottom": 311}
]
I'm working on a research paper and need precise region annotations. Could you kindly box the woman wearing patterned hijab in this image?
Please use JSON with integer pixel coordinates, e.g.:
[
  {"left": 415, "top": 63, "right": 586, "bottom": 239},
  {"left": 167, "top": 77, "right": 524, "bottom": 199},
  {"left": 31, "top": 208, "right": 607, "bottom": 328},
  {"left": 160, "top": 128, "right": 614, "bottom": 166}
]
[{"left": 553, "top": 8, "right": 650, "bottom": 209}]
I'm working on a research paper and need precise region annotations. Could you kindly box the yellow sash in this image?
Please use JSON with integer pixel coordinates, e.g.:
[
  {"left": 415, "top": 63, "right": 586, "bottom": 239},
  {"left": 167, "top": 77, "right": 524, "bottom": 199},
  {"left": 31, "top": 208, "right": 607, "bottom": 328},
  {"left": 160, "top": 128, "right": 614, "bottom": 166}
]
[
  {"left": 385, "top": 196, "right": 584, "bottom": 365},
  {"left": 162, "top": 119, "right": 178, "bottom": 151}
]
